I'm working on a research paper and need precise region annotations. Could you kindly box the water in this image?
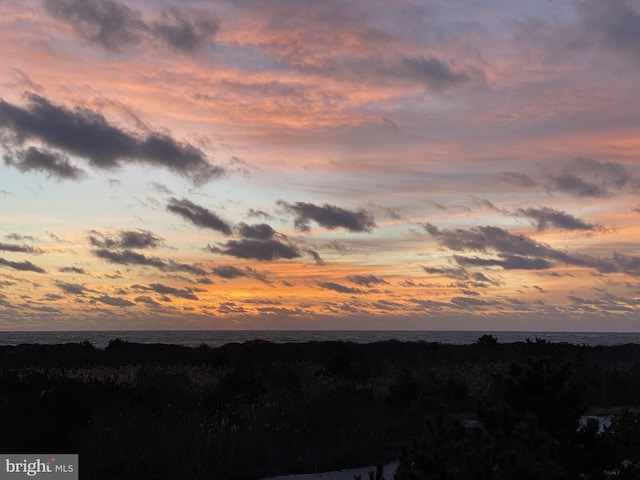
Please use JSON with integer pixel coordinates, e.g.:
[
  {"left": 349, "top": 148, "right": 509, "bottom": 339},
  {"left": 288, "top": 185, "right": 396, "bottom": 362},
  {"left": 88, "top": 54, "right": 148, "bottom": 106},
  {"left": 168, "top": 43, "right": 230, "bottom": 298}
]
[{"left": 0, "top": 330, "right": 638, "bottom": 349}]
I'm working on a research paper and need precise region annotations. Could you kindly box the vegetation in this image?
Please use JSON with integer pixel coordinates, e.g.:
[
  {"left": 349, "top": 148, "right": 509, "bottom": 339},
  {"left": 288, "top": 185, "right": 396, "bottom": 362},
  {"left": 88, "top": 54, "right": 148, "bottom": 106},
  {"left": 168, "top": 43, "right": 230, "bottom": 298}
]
[{"left": 0, "top": 338, "right": 639, "bottom": 479}]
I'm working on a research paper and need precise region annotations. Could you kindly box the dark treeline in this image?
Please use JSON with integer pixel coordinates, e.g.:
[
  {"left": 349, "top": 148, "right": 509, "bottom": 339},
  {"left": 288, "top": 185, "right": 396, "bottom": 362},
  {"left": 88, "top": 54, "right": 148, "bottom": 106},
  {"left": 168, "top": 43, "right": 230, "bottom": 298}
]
[{"left": 1, "top": 337, "right": 639, "bottom": 479}]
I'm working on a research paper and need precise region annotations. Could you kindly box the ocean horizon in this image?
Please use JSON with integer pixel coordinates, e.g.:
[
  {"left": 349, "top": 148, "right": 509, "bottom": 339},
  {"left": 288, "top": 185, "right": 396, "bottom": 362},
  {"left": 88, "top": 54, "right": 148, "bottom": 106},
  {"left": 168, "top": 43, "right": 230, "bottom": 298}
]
[{"left": 1, "top": 330, "right": 639, "bottom": 349}]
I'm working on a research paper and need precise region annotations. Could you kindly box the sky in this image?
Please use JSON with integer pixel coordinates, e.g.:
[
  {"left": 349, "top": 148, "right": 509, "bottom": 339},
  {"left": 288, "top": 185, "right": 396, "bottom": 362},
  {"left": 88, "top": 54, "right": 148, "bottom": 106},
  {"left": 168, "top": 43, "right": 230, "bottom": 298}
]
[{"left": 1, "top": 0, "right": 640, "bottom": 331}]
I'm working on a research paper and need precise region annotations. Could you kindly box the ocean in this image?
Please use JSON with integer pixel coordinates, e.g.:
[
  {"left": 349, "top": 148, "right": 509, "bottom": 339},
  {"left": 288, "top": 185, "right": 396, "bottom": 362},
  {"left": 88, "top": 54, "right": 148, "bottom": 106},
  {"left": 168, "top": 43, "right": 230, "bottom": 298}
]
[{"left": 0, "top": 330, "right": 639, "bottom": 349}]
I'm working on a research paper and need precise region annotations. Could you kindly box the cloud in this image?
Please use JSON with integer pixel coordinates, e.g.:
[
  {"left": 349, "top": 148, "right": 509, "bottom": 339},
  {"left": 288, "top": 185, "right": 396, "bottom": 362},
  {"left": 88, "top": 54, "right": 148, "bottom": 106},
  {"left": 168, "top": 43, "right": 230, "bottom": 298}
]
[
  {"left": 135, "top": 295, "right": 160, "bottom": 306},
  {"left": 43, "top": 0, "right": 145, "bottom": 51},
  {"left": 166, "top": 198, "right": 232, "bottom": 235},
  {"left": 92, "top": 248, "right": 207, "bottom": 276},
  {"left": 55, "top": 281, "right": 90, "bottom": 295},
  {"left": 498, "top": 172, "right": 538, "bottom": 188},
  {"left": 237, "top": 222, "right": 276, "bottom": 240},
  {"left": 346, "top": 274, "right": 388, "bottom": 287},
  {"left": 89, "top": 229, "right": 163, "bottom": 249},
  {"left": 578, "top": 0, "right": 640, "bottom": 58},
  {"left": 148, "top": 283, "right": 199, "bottom": 300},
  {"left": 213, "top": 239, "right": 301, "bottom": 261},
  {"left": 0, "top": 257, "right": 46, "bottom": 273},
  {"left": 43, "top": 0, "right": 219, "bottom": 53},
  {"left": 514, "top": 207, "right": 599, "bottom": 232},
  {"left": 151, "top": 8, "right": 219, "bottom": 53},
  {"left": 399, "top": 56, "right": 474, "bottom": 92},
  {"left": 0, "top": 93, "right": 224, "bottom": 184},
  {"left": 95, "top": 295, "right": 134, "bottom": 307},
  {"left": 59, "top": 266, "right": 88, "bottom": 275},
  {"left": 277, "top": 200, "right": 375, "bottom": 232},
  {"left": 454, "top": 254, "right": 554, "bottom": 270},
  {"left": 211, "top": 265, "right": 247, "bottom": 279},
  {"left": 425, "top": 223, "right": 593, "bottom": 270},
  {"left": 3, "top": 146, "right": 85, "bottom": 180},
  {"left": 317, "top": 281, "right": 364, "bottom": 294},
  {"left": 0, "top": 242, "right": 41, "bottom": 254},
  {"left": 546, "top": 158, "right": 636, "bottom": 198}
]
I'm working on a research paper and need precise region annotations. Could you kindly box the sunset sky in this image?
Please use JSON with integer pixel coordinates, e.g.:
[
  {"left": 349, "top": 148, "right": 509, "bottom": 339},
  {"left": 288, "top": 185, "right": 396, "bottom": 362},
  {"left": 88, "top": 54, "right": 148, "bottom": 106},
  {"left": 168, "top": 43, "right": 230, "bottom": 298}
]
[{"left": 1, "top": 0, "right": 640, "bottom": 331}]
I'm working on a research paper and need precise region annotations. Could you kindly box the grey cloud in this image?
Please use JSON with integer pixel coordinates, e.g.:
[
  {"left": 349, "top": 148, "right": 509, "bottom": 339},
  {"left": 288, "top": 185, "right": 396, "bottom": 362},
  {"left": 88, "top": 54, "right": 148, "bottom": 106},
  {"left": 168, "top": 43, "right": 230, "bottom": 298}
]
[
  {"left": 277, "top": 200, "right": 375, "bottom": 232},
  {"left": 579, "top": 0, "right": 640, "bottom": 57},
  {"left": 0, "top": 93, "right": 224, "bottom": 184},
  {"left": 0, "top": 257, "right": 46, "bottom": 273},
  {"left": 135, "top": 295, "right": 160, "bottom": 306},
  {"left": 307, "top": 249, "right": 325, "bottom": 266},
  {"left": 89, "top": 229, "right": 162, "bottom": 249},
  {"left": 400, "top": 56, "right": 473, "bottom": 92},
  {"left": 4, "top": 146, "right": 85, "bottom": 180},
  {"left": 43, "top": 0, "right": 219, "bottom": 54},
  {"left": 59, "top": 266, "right": 88, "bottom": 275},
  {"left": 454, "top": 254, "right": 554, "bottom": 270},
  {"left": 450, "top": 296, "right": 494, "bottom": 308},
  {"left": 426, "top": 223, "right": 594, "bottom": 270},
  {"left": 212, "top": 265, "right": 246, "bottom": 279},
  {"left": 151, "top": 8, "right": 219, "bottom": 52},
  {"left": 167, "top": 198, "right": 232, "bottom": 235},
  {"left": 515, "top": 207, "right": 599, "bottom": 232},
  {"left": 92, "top": 248, "right": 207, "bottom": 276},
  {"left": 0, "top": 242, "right": 40, "bottom": 254},
  {"left": 95, "top": 295, "right": 135, "bottom": 307},
  {"left": 422, "top": 266, "right": 469, "bottom": 280},
  {"left": 237, "top": 223, "right": 276, "bottom": 240},
  {"left": 214, "top": 239, "right": 301, "bottom": 261},
  {"left": 43, "top": 0, "right": 144, "bottom": 51},
  {"left": 346, "top": 274, "right": 388, "bottom": 287},
  {"left": 55, "top": 281, "right": 89, "bottom": 295},
  {"left": 547, "top": 158, "right": 636, "bottom": 197},
  {"left": 499, "top": 172, "right": 537, "bottom": 188},
  {"left": 317, "top": 281, "right": 364, "bottom": 294},
  {"left": 148, "top": 283, "right": 199, "bottom": 300},
  {"left": 548, "top": 173, "right": 605, "bottom": 197}
]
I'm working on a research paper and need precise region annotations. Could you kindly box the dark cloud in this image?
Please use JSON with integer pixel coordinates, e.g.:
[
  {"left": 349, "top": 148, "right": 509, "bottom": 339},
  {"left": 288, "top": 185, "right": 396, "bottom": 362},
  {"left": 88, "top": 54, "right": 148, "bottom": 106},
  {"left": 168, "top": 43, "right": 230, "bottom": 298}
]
[
  {"left": 277, "top": 200, "right": 375, "bottom": 232},
  {"left": 92, "top": 249, "right": 207, "bottom": 276},
  {"left": 0, "top": 242, "right": 40, "bottom": 254},
  {"left": 4, "top": 146, "right": 85, "bottom": 180},
  {"left": 499, "top": 171, "right": 538, "bottom": 188},
  {"left": 89, "top": 229, "right": 162, "bottom": 249},
  {"left": 5, "top": 233, "right": 36, "bottom": 242},
  {"left": 237, "top": 223, "right": 276, "bottom": 240},
  {"left": 55, "top": 281, "right": 89, "bottom": 295},
  {"left": 151, "top": 8, "right": 219, "bottom": 52},
  {"left": 548, "top": 173, "right": 605, "bottom": 197},
  {"left": 450, "top": 296, "right": 494, "bottom": 308},
  {"left": 399, "top": 56, "right": 473, "bottom": 92},
  {"left": 307, "top": 249, "right": 325, "bottom": 266},
  {"left": 0, "top": 93, "right": 224, "bottom": 184},
  {"left": 317, "top": 281, "right": 364, "bottom": 294},
  {"left": 134, "top": 295, "right": 160, "bottom": 306},
  {"left": 212, "top": 265, "right": 247, "bottom": 279},
  {"left": 43, "top": 0, "right": 145, "bottom": 51},
  {"left": 579, "top": 0, "right": 640, "bottom": 57},
  {"left": 546, "top": 158, "right": 635, "bottom": 197},
  {"left": 454, "top": 254, "right": 554, "bottom": 270},
  {"left": 0, "top": 257, "right": 46, "bottom": 273},
  {"left": 425, "top": 223, "right": 593, "bottom": 270},
  {"left": 515, "top": 207, "right": 599, "bottom": 232},
  {"left": 213, "top": 239, "right": 301, "bottom": 261},
  {"left": 246, "top": 208, "right": 274, "bottom": 220},
  {"left": 347, "top": 274, "right": 388, "bottom": 287},
  {"left": 43, "top": 0, "right": 219, "bottom": 54},
  {"left": 95, "top": 295, "right": 135, "bottom": 307},
  {"left": 148, "top": 283, "right": 199, "bottom": 300},
  {"left": 59, "top": 266, "right": 88, "bottom": 275},
  {"left": 422, "top": 266, "right": 469, "bottom": 280},
  {"left": 167, "top": 198, "right": 232, "bottom": 235}
]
